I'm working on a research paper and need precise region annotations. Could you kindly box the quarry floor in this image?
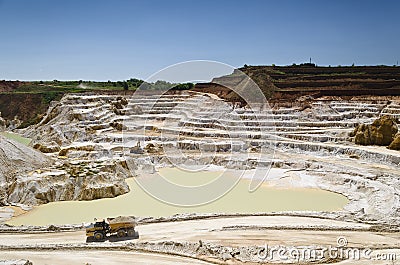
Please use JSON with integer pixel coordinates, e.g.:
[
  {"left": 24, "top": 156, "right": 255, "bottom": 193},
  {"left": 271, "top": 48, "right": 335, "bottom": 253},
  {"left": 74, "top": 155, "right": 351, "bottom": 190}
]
[{"left": 1, "top": 215, "right": 400, "bottom": 264}]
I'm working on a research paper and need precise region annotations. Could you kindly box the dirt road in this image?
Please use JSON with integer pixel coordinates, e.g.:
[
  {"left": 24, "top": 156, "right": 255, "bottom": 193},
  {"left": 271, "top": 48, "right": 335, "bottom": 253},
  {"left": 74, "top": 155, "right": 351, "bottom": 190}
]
[
  {"left": 0, "top": 250, "right": 213, "bottom": 265},
  {"left": 1, "top": 216, "right": 399, "bottom": 264}
]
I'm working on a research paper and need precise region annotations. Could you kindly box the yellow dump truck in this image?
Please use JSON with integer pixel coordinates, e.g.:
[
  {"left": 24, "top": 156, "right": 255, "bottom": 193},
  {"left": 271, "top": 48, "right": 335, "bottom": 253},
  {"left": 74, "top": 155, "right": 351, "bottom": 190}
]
[{"left": 85, "top": 216, "right": 139, "bottom": 242}]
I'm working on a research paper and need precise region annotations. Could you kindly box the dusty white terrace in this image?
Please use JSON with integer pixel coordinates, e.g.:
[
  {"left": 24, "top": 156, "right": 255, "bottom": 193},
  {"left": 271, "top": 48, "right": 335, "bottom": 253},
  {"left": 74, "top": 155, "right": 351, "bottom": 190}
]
[
  {"left": 0, "top": 91, "right": 400, "bottom": 264},
  {"left": 0, "top": 92, "right": 397, "bottom": 224}
]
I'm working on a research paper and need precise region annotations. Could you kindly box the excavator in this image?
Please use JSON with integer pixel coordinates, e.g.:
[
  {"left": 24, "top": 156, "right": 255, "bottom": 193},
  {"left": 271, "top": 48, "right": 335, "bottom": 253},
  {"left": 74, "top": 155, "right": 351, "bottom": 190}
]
[{"left": 85, "top": 216, "right": 139, "bottom": 242}]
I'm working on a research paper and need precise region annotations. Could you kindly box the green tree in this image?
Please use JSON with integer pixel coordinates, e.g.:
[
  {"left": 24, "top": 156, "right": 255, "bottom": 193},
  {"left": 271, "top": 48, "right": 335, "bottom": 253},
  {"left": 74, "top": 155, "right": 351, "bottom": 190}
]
[
  {"left": 123, "top": 81, "right": 129, "bottom": 90},
  {"left": 172, "top": 83, "right": 194, "bottom": 90}
]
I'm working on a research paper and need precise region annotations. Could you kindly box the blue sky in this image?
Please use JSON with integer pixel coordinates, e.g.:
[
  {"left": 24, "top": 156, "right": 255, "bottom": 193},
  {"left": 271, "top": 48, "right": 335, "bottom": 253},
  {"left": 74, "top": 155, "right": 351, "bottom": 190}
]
[{"left": 0, "top": 0, "right": 399, "bottom": 81}]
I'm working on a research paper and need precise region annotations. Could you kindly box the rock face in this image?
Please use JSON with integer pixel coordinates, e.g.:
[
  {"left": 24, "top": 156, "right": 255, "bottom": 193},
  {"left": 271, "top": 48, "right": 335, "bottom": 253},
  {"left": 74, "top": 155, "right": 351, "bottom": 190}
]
[
  {"left": 0, "top": 135, "right": 51, "bottom": 205},
  {"left": 0, "top": 134, "right": 130, "bottom": 206},
  {"left": 388, "top": 133, "right": 400, "bottom": 150},
  {"left": 351, "top": 115, "right": 398, "bottom": 146},
  {"left": 7, "top": 159, "right": 131, "bottom": 205},
  {"left": 0, "top": 95, "right": 138, "bottom": 207}
]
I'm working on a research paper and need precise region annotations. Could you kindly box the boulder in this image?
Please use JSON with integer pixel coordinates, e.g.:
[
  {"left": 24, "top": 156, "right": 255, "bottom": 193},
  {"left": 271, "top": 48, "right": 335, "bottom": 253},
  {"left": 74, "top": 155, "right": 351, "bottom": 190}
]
[
  {"left": 111, "top": 97, "right": 129, "bottom": 115},
  {"left": 78, "top": 183, "right": 128, "bottom": 201},
  {"left": 110, "top": 121, "right": 126, "bottom": 131},
  {"left": 388, "top": 133, "right": 400, "bottom": 150},
  {"left": 0, "top": 112, "right": 6, "bottom": 130},
  {"left": 351, "top": 115, "right": 398, "bottom": 146},
  {"left": 33, "top": 142, "right": 61, "bottom": 153},
  {"left": 144, "top": 143, "right": 162, "bottom": 153},
  {"left": 58, "top": 145, "right": 95, "bottom": 157}
]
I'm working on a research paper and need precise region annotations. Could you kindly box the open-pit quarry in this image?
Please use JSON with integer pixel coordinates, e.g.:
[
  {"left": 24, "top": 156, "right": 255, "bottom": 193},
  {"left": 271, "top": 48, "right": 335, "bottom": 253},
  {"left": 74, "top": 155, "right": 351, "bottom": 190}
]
[{"left": 0, "top": 90, "right": 400, "bottom": 264}]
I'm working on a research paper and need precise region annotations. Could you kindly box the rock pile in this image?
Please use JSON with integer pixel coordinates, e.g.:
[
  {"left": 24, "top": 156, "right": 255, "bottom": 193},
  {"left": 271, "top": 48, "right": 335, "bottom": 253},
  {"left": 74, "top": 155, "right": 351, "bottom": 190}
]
[{"left": 108, "top": 215, "right": 136, "bottom": 224}]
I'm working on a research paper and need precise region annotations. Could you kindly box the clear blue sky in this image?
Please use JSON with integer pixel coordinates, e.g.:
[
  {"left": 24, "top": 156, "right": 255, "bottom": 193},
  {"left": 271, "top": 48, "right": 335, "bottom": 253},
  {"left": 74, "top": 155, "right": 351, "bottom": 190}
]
[{"left": 0, "top": 0, "right": 399, "bottom": 81}]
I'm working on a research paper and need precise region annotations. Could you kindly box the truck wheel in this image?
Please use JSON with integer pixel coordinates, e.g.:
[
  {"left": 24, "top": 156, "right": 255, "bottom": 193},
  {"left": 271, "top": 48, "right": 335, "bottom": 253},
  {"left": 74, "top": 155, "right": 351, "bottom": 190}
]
[
  {"left": 117, "top": 229, "right": 126, "bottom": 238},
  {"left": 135, "top": 231, "right": 139, "bottom": 239},
  {"left": 127, "top": 229, "right": 135, "bottom": 237},
  {"left": 94, "top": 232, "right": 104, "bottom": 241},
  {"left": 86, "top": 236, "right": 94, "bottom": 243}
]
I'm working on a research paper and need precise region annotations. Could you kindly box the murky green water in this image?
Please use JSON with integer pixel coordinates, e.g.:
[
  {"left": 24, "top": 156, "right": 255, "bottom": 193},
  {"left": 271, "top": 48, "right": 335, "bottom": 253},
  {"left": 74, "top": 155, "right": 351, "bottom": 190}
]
[
  {"left": 1, "top": 131, "right": 31, "bottom": 145},
  {"left": 7, "top": 168, "right": 348, "bottom": 226}
]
